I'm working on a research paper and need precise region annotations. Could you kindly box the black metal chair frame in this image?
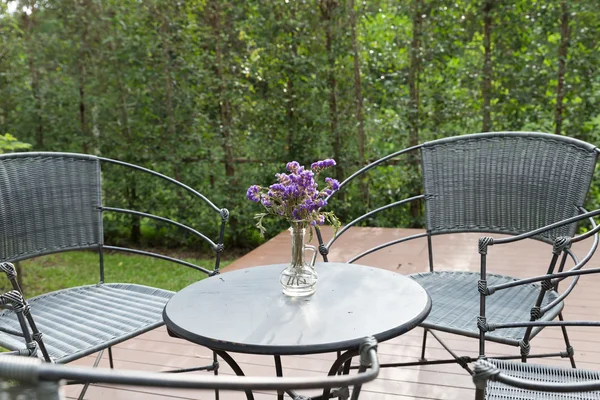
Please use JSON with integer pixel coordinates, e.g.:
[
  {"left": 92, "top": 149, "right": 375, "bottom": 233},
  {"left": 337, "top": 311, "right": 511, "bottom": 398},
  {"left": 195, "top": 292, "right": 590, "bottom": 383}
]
[
  {"left": 0, "top": 152, "right": 228, "bottom": 396},
  {"left": 0, "top": 337, "right": 380, "bottom": 400},
  {"left": 471, "top": 248, "right": 600, "bottom": 399},
  {"left": 315, "top": 132, "right": 600, "bottom": 373}
]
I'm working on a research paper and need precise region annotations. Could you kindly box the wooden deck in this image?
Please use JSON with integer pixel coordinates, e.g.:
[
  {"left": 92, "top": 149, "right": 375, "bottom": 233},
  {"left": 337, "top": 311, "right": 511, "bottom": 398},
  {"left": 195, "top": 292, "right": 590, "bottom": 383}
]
[{"left": 65, "top": 227, "right": 600, "bottom": 400}]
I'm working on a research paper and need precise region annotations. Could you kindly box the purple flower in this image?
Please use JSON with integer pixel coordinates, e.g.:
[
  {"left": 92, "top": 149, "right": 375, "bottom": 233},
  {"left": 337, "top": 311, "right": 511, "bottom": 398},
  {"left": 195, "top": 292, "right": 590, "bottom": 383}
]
[
  {"left": 312, "top": 214, "right": 325, "bottom": 225},
  {"left": 286, "top": 161, "right": 300, "bottom": 173},
  {"left": 311, "top": 159, "right": 336, "bottom": 170},
  {"left": 246, "top": 185, "right": 261, "bottom": 202},
  {"left": 292, "top": 208, "right": 302, "bottom": 221},
  {"left": 325, "top": 177, "right": 340, "bottom": 191},
  {"left": 284, "top": 184, "right": 300, "bottom": 199},
  {"left": 269, "top": 183, "right": 286, "bottom": 192},
  {"left": 315, "top": 198, "right": 327, "bottom": 208},
  {"left": 322, "top": 159, "right": 336, "bottom": 168},
  {"left": 261, "top": 195, "right": 272, "bottom": 207},
  {"left": 248, "top": 160, "right": 339, "bottom": 230},
  {"left": 276, "top": 173, "right": 291, "bottom": 185}
]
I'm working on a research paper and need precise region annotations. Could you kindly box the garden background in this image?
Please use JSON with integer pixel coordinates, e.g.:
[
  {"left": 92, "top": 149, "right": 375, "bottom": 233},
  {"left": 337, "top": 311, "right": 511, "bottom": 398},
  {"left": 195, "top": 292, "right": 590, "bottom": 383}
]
[{"left": 1, "top": 0, "right": 599, "bottom": 258}]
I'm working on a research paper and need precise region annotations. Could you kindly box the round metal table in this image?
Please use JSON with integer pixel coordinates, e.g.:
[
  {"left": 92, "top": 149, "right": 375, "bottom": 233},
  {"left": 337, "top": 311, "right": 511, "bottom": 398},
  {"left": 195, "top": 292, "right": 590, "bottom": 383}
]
[{"left": 163, "top": 262, "right": 431, "bottom": 399}]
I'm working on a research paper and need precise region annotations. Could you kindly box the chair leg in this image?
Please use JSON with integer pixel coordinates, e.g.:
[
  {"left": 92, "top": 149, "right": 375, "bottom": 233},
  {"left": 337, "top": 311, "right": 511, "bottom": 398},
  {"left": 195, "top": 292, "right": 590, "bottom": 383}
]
[
  {"left": 78, "top": 349, "right": 104, "bottom": 400},
  {"left": 419, "top": 328, "right": 428, "bottom": 362},
  {"left": 475, "top": 386, "right": 486, "bottom": 400},
  {"left": 108, "top": 346, "right": 114, "bottom": 369},
  {"left": 558, "top": 312, "right": 576, "bottom": 368},
  {"left": 428, "top": 330, "right": 472, "bottom": 374}
]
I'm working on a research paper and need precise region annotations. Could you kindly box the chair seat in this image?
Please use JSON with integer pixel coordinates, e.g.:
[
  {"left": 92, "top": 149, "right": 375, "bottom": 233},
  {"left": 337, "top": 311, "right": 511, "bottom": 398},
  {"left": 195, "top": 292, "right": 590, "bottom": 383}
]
[
  {"left": 484, "top": 359, "right": 600, "bottom": 399},
  {"left": 0, "top": 283, "right": 174, "bottom": 363},
  {"left": 410, "top": 271, "right": 563, "bottom": 345}
]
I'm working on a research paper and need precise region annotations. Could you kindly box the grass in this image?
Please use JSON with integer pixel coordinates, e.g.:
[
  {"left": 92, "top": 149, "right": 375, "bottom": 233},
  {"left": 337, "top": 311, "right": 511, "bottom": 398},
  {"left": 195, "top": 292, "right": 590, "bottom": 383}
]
[{"left": 1, "top": 250, "right": 232, "bottom": 298}]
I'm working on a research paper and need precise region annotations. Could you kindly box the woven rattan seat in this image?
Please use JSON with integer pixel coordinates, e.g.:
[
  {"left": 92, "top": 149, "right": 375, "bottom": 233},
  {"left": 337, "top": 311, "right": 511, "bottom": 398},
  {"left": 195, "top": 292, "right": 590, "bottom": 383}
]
[
  {"left": 0, "top": 284, "right": 173, "bottom": 363},
  {"left": 479, "top": 359, "right": 600, "bottom": 399},
  {"left": 411, "top": 271, "right": 562, "bottom": 345}
]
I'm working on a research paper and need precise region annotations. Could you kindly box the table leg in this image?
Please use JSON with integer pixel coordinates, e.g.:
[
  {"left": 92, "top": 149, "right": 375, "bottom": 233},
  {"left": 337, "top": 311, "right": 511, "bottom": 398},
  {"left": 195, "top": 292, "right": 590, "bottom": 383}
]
[
  {"left": 274, "top": 355, "right": 284, "bottom": 400},
  {"left": 214, "top": 350, "right": 255, "bottom": 400},
  {"left": 342, "top": 359, "right": 351, "bottom": 376},
  {"left": 214, "top": 351, "right": 220, "bottom": 400},
  {"left": 322, "top": 349, "right": 359, "bottom": 400},
  {"left": 349, "top": 365, "right": 367, "bottom": 400}
]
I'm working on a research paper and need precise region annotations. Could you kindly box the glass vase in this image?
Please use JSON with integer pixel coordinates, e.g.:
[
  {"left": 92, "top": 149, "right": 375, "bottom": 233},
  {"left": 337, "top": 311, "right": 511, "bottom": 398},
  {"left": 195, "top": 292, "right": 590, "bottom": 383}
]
[{"left": 279, "top": 221, "right": 318, "bottom": 297}]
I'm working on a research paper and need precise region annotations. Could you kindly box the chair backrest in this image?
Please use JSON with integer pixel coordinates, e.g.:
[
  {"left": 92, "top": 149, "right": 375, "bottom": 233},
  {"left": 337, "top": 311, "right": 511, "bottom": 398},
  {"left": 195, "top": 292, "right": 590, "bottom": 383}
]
[
  {"left": 0, "top": 153, "right": 102, "bottom": 262},
  {"left": 421, "top": 132, "right": 598, "bottom": 243},
  {"left": 0, "top": 152, "right": 227, "bottom": 274},
  {"left": 315, "top": 132, "right": 599, "bottom": 264}
]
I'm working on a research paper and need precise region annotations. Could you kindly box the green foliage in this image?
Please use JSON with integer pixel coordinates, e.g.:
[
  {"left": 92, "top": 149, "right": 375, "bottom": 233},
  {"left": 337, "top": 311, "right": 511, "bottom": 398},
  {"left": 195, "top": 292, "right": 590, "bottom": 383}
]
[
  {"left": 1, "top": 0, "right": 599, "bottom": 247},
  {"left": 0, "top": 133, "right": 31, "bottom": 153}
]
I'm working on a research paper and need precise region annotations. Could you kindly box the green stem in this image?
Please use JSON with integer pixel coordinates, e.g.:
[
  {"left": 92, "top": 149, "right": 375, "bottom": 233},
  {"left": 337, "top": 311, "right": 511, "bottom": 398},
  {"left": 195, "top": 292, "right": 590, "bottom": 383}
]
[{"left": 290, "top": 221, "right": 306, "bottom": 268}]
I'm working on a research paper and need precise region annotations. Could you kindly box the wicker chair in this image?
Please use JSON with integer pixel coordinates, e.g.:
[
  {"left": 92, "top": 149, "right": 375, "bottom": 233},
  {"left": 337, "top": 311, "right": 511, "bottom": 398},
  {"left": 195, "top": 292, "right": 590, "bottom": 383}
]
[
  {"left": 470, "top": 237, "right": 600, "bottom": 400},
  {"left": 471, "top": 255, "right": 600, "bottom": 400},
  {"left": 315, "top": 132, "right": 599, "bottom": 371},
  {"left": 0, "top": 152, "right": 228, "bottom": 367},
  {"left": 0, "top": 337, "right": 380, "bottom": 400}
]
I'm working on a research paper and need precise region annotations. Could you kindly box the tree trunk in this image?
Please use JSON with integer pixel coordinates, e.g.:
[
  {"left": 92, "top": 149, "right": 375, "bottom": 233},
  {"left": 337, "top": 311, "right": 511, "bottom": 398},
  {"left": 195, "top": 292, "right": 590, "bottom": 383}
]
[
  {"left": 320, "top": 0, "right": 342, "bottom": 183},
  {"left": 160, "top": 13, "right": 176, "bottom": 141},
  {"left": 210, "top": 1, "right": 235, "bottom": 178},
  {"left": 76, "top": 0, "right": 89, "bottom": 154},
  {"left": 78, "top": 59, "right": 88, "bottom": 153},
  {"left": 554, "top": 1, "right": 569, "bottom": 136},
  {"left": 23, "top": 7, "right": 43, "bottom": 148},
  {"left": 109, "top": 39, "right": 132, "bottom": 142},
  {"left": 286, "top": 78, "right": 296, "bottom": 159},
  {"left": 349, "top": 0, "right": 368, "bottom": 202},
  {"left": 128, "top": 179, "right": 141, "bottom": 245},
  {"left": 408, "top": 0, "right": 423, "bottom": 225},
  {"left": 100, "top": 2, "right": 132, "bottom": 151},
  {"left": 481, "top": 0, "right": 493, "bottom": 132},
  {"left": 285, "top": 3, "right": 298, "bottom": 161}
]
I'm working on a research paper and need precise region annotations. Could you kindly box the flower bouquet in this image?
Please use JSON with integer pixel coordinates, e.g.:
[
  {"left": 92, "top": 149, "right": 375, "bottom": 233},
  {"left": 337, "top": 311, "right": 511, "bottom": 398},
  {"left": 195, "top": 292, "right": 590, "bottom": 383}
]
[{"left": 246, "top": 159, "right": 341, "bottom": 296}]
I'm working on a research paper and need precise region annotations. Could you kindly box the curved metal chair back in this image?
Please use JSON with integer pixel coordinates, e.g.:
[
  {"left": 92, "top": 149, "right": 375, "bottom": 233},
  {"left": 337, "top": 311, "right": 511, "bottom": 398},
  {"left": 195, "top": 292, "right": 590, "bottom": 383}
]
[
  {"left": 422, "top": 132, "right": 598, "bottom": 243},
  {"left": 0, "top": 153, "right": 102, "bottom": 262},
  {"left": 0, "top": 152, "right": 228, "bottom": 274},
  {"left": 316, "top": 132, "right": 599, "bottom": 263}
]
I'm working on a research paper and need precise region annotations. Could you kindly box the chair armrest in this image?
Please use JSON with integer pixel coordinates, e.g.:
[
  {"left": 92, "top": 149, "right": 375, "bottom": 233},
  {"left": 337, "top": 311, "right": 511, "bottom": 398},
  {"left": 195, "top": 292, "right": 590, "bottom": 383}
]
[
  {"left": 0, "top": 338, "right": 380, "bottom": 393},
  {"left": 485, "top": 320, "right": 600, "bottom": 332},
  {"left": 482, "top": 208, "right": 600, "bottom": 248},
  {"left": 478, "top": 210, "right": 600, "bottom": 295},
  {"left": 489, "top": 258, "right": 600, "bottom": 294}
]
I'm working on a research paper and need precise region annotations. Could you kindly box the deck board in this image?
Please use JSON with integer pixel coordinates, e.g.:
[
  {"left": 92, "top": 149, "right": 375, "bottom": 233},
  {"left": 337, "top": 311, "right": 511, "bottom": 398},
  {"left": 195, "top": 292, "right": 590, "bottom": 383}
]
[{"left": 65, "top": 227, "right": 600, "bottom": 399}]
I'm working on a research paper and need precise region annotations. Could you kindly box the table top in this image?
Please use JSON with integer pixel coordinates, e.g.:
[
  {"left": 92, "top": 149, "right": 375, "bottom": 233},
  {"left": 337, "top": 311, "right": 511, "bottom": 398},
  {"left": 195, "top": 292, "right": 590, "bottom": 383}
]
[{"left": 163, "top": 262, "right": 431, "bottom": 355}]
